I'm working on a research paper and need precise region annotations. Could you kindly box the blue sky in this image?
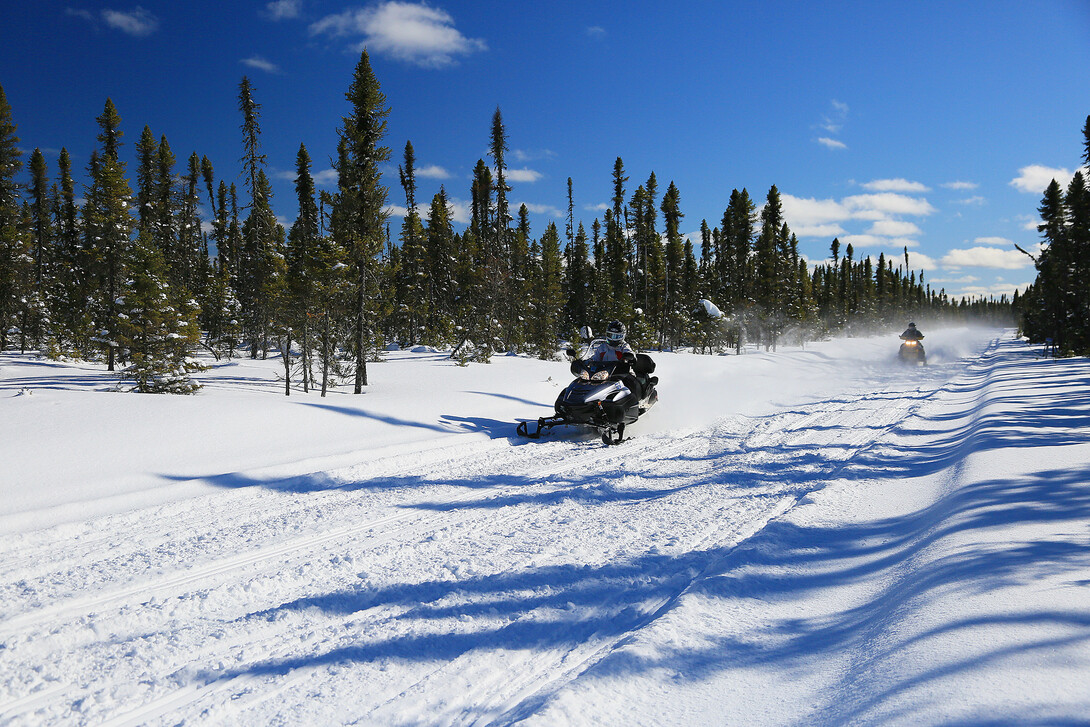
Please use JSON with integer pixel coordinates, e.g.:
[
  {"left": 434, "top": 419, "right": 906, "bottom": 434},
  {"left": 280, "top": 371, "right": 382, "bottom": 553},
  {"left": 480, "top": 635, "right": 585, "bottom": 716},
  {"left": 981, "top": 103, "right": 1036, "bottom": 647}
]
[{"left": 3, "top": 1, "right": 1090, "bottom": 300}]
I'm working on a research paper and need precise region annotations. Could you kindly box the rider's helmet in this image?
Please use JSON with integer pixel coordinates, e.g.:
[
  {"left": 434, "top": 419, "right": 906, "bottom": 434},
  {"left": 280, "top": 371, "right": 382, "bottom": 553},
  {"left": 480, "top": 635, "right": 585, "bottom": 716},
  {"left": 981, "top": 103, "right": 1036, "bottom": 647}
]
[
  {"left": 908, "top": 322, "right": 917, "bottom": 328},
  {"left": 606, "top": 320, "right": 626, "bottom": 344}
]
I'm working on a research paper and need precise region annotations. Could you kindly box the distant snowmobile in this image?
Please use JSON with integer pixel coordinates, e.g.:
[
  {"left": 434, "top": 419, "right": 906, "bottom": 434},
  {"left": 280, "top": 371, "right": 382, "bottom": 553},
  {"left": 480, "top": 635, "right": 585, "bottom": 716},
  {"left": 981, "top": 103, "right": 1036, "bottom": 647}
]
[
  {"left": 898, "top": 323, "right": 927, "bottom": 366},
  {"left": 517, "top": 329, "right": 658, "bottom": 445}
]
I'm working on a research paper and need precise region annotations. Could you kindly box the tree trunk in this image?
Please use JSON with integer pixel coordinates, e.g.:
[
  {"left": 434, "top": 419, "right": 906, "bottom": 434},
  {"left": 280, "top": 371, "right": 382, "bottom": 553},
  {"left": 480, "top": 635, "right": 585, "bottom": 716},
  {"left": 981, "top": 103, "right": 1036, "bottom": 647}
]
[
  {"left": 354, "top": 265, "right": 366, "bottom": 392},
  {"left": 283, "top": 330, "right": 291, "bottom": 396},
  {"left": 321, "top": 314, "right": 329, "bottom": 397}
]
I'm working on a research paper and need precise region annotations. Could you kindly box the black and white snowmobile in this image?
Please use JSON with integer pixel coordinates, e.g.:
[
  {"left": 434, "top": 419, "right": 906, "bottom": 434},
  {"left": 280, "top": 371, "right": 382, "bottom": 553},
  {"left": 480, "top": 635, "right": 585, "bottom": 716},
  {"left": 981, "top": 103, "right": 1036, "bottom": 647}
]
[{"left": 516, "top": 337, "right": 658, "bottom": 445}]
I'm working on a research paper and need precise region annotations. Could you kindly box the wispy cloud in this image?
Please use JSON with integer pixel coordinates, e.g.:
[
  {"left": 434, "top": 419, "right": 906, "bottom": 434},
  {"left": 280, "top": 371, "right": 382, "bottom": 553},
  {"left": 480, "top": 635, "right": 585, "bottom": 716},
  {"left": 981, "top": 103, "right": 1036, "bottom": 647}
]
[
  {"left": 585, "top": 26, "right": 607, "bottom": 39},
  {"left": 416, "top": 164, "right": 450, "bottom": 179},
  {"left": 955, "top": 195, "right": 986, "bottom": 206},
  {"left": 514, "top": 148, "right": 556, "bottom": 163},
  {"left": 940, "top": 245, "right": 1038, "bottom": 269},
  {"left": 264, "top": 0, "right": 301, "bottom": 20},
  {"left": 102, "top": 7, "right": 159, "bottom": 36},
  {"left": 69, "top": 6, "right": 159, "bottom": 36},
  {"left": 941, "top": 180, "right": 978, "bottom": 190},
  {"left": 313, "top": 169, "right": 339, "bottom": 186},
  {"left": 1009, "top": 164, "right": 1088, "bottom": 193},
  {"left": 816, "top": 137, "right": 847, "bottom": 150},
  {"left": 862, "top": 178, "right": 930, "bottom": 193},
  {"left": 310, "top": 1, "right": 486, "bottom": 68},
  {"left": 241, "top": 56, "right": 280, "bottom": 74},
  {"left": 821, "top": 100, "right": 849, "bottom": 134}
]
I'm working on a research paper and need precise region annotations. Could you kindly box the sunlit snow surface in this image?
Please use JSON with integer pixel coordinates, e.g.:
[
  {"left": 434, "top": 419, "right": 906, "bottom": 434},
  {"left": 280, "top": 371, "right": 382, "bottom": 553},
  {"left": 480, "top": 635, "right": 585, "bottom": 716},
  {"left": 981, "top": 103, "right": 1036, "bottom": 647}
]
[{"left": 2, "top": 327, "right": 1089, "bottom": 726}]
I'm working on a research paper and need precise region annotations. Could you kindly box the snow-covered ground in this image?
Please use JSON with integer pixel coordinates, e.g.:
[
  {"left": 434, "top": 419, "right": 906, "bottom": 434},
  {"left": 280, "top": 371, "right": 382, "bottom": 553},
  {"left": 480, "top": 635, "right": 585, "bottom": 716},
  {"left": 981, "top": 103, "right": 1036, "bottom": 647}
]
[{"left": 2, "top": 327, "right": 1089, "bottom": 726}]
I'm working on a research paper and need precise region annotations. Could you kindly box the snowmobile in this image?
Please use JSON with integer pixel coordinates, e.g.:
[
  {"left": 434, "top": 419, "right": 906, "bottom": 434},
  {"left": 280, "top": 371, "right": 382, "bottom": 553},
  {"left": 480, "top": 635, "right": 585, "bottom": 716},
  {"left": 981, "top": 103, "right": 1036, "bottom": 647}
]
[
  {"left": 898, "top": 338, "right": 927, "bottom": 366},
  {"left": 516, "top": 340, "right": 659, "bottom": 445}
]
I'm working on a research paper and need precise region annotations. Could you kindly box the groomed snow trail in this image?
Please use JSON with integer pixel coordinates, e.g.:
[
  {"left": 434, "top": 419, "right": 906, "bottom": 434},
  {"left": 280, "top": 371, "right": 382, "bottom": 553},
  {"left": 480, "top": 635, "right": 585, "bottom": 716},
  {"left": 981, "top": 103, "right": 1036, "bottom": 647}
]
[{"left": 1, "top": 329, "right": 1036, "bottom": 725}]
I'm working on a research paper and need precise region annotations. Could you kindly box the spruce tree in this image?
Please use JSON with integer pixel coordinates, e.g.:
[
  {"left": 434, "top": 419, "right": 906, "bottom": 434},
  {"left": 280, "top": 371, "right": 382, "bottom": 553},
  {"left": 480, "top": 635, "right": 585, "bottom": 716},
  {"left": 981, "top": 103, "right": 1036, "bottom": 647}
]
[
  {"left": 84, "top": 100, "right": 133, "bottom": 371},
  {"left": 25, "top": 148, "right": 52, "bottom": 347},
  {"left": 333, "top": 50, "right": 390, "bottom": 389},
  {"left": 660, "top": 180, "right": 685, "bottom": 347},
  {"left": 0, "top": 83, "right": 24, "bottom": 351}
]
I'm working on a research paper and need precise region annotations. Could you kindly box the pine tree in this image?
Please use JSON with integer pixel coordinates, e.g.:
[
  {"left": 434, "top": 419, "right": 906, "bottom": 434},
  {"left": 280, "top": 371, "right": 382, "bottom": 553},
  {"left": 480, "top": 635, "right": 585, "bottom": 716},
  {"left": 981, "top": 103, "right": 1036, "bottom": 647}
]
[
  {"left": 333, "top": 50, "right": 390, "bottom": 389},
  {"left": 661, "top": 180, "right": 685, "bottom": 347},
  {"left": 49, "top": 147, "right": 87, "bottom": 355},
  {"left": 84, "top": 100, "right": 133, "bottom": 371},
  {"left": 25, "top": 148, "right": 52, "bottom": 347},
  {"left": 424, "top": 187, "right": 456, "bottom": 343},
  {"left": 397, "top": 140, "right": 429, "bottom": 345},
  {"left": 117, "top": 226, "right": 201, "bottom": 393},
  {"left": 0, "top": 83, "right": 24, "bottom": 351}
]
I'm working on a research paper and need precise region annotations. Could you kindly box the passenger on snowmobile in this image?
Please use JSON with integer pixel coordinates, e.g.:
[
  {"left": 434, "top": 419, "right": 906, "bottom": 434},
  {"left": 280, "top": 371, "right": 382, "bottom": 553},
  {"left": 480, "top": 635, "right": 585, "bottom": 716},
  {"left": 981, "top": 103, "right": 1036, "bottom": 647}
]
[{"left": 898, "top": 322, "right": 926, "bottom": 365}]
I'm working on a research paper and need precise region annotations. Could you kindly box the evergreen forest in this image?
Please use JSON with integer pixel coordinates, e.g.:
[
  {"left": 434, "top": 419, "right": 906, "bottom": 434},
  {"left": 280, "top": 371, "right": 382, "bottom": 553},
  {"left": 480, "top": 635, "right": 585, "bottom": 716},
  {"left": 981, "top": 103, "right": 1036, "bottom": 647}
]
[
  {"left": 0, "top": 53, "right": 1020, "bottom": 394},
  {"left": 1016, "top": 116, "right": 1090, "bottom": 356}
]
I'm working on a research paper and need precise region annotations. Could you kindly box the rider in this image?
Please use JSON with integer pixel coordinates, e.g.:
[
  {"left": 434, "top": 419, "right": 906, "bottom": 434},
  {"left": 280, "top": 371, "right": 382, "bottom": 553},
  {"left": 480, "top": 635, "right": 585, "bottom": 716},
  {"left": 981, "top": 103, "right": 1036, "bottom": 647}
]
[
  {"left": 579, "top": 320, "right": 652, "bottom": 403},
  {"left": 585, "top": 320, "right": 635, "bottom": 361},
  {"left": 900, "top": 322, "right": 924, "bottom": 341}
]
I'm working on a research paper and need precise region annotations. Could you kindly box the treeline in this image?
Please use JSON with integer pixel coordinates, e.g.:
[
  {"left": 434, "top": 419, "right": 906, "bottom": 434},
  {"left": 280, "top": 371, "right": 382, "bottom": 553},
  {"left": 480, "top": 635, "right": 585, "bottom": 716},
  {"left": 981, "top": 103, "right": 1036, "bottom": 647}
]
[
  {"left": 1017, "top": 116, "right": 1090, "bottom": 355},
  {"left": 0, "top": 54, "right": 1013, "bottom": 394}
]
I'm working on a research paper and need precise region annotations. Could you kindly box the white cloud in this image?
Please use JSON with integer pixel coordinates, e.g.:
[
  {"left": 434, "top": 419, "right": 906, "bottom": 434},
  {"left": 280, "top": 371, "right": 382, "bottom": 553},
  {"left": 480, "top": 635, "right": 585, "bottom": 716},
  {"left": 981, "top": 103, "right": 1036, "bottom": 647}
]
[
  {"left": 942, "top": 180, "right": 978, "bottom": 190},
  {"left": 867, "top": 219, "right": 921, "bottom": 237},
  {"left": 929, "top": 275, "right": 980, "bottom": 284},
  {"left": 241, "top": 56, "right": 280, "bottom": 73},
  {"left": 517, "top": 202, "right": 564, "bottom": 218},
  {"left": 416, "top": 164, "right": 450, "bottom": 179},
  {"left": 862, "top": 179, "right": 930, "bottom": 193},
  {"left": 974, "top": 236, "right": 1014, "bottom": 247},
  {"left": 274, "top": 167, "right": 338, "bottom": 185},
  {"left": 386, "top": 204, "right": 409, "bottom": 218},
  {"left": 313, "top": 169, "right": 339, "bottom": 186},
  {"left": 504, "top": 167, "right": 543, "bottom": 183},
  {"left": 793, "top": 224, "right": 846, "bottom": 238},
  {"left": 447, "top": 197, "right": 471, "bottom": 224},
  {"left": 888, "top": 237, "right": 920, "bottom": 249},
  {"left": 101, "top": 7, "right": 159, "bottom": 36},
  {"left": 310, "top": 2, "right": 486, "bottom": 68},
  {"left": 586, "top": 26, "right": 606, "bottom": 38},
  {"left": 584, "top": 203, "right": 608, "bottom": 213},
  {"left": 842, "top": 193, "right": 937, "bottom": 218},
  {"left": 944, "top": 281, "right": 1032, "bottom": 300},
  {"left": 264, "top": 0, "right": 301, "bottom": 20},
  {"left": 1022, "top": 219, "right": 1040, "bottom": 232},
  {"left": 903, "top": 251, "right": 938, "bottom": 271},
  {"left": 780, "top": 194, "right": 850, "bottom": 227},
  {"left": 1009, "top": 164, "right": 1088, "bottom": 193},
  {"left": 839, "top": 234, "right": 884, "bottom": 248},
  {"left": 955, "top": 195, "right": 986, "bottom": 206},
  {"left": 816, "top": 137, "right": 847, "bottom": 150},
  {"left": 940, "top": 246, "right": 1038, "bottom": 270}
]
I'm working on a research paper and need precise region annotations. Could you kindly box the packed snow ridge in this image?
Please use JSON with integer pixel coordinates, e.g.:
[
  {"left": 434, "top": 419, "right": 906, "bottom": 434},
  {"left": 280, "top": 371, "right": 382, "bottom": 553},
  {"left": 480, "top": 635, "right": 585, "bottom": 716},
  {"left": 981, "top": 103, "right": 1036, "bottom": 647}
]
[{"left": 2, "top": 326, "right": 1089, "bottom": 725}]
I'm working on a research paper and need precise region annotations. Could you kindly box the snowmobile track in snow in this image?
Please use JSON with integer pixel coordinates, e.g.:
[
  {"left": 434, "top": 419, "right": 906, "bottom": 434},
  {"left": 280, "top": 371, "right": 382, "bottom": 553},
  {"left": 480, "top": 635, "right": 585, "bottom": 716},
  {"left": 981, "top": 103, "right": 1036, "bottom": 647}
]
[{"left": 1, "top": 340, "right": 999, "bottom": 726}]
